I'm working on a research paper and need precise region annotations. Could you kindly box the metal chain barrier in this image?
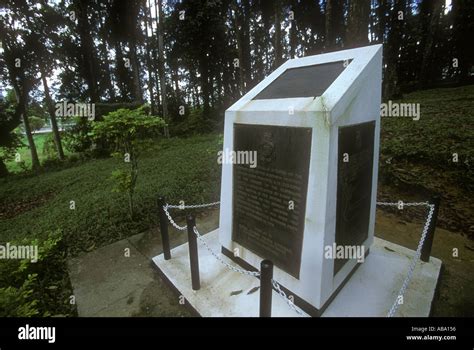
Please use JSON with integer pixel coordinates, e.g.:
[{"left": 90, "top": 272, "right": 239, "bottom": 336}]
[
  {"left": 271, "top": 279, "right": 305, "bottom": 316},
  {"left": 377, "top": 201, "right": 435, "bottom": 317},
  {"left": 164, "top": 201, "right": 303, "bottom": 315},
  {"left": 166, "top": 201, "right": 221, "bottom": 209},
  {"left": 163, "top": 200, "right": 435, "bottom": 317},
  {"left": 192, "top": 226, "right": 260, "bottom": 277},
  {"left": 163, "top": 201, "right": 220, "bottom": 231},
  {"left": 163, "top": 204, "right": 188, "bottom": 231}
]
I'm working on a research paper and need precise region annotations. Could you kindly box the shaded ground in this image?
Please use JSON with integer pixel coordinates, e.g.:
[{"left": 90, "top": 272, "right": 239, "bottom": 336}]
[
  {"left": 375, "top": 208, "right": 474, "bottom": 317},
  {"left": 68, "top": 208, "right": 219, "bottom": 316},
  {"left": 68, "top": 207, "right": 473, "bottom": 317}
]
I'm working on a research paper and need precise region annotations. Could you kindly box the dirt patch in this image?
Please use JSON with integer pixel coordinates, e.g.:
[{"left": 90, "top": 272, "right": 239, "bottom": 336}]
[
  {"left": 378, "top": 180, "right": 474, "bottom": 239},
  {"left": 0, "top": 191, "right": 55, "bottom": 220},
  {"left": 375, "top": 209, "right": 474, "bottom": 317},
  {"left": 379, "top": 163, "right": 474, "bottom": 238}
]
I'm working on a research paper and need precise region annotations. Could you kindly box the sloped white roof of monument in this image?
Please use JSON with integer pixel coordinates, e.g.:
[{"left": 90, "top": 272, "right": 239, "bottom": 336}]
[{"left": 227, "top": 44, "right": 382, "bottom": 118}]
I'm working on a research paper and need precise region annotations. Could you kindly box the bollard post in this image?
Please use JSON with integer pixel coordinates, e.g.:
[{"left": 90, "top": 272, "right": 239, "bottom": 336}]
[
  {"left": 259, "top": 259, "right": 273, "bottom": 317},
  {"left": 421, "top": 195, "right": 441, "bottom": 262},
  {"left": 186, "top": 214, "right": 200, "bottom": 290},
  {"left": 158, "top": 196, "right": 171, "bottom": 260}
]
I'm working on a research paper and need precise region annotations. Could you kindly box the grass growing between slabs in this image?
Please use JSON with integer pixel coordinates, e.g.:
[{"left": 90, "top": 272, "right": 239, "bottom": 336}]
[{"left": 0, "top": 133, "right": 222, "bottom": 316}]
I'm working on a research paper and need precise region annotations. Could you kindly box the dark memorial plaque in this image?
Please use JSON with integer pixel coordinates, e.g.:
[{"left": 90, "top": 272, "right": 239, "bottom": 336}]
[
  {"left": 253, "top": 61, "right": 349, "bottom": 100},
  {"left": 334, "top": 121, "right": 375, "bottom": 275},
  {"left": 232, "top": 124, "right": 312, "bottom": 278}
]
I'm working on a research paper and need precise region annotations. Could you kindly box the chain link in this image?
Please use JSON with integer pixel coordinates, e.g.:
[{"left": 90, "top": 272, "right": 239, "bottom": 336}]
[
  {"left": 192, "top": 226, "right": 260, "bottom": 277},
  {"left": 163, "top": 203, "right": 303, "bottom": 314},
  {"left": 271, "top": 279, "right": 305, "bottom": 316},
  {"left": 162, "top": 200, "right": 435, "bottom": 317},
  {"left": 376, "top": 201, "right": 430, "bottom": 207},
  {"left": 163, "top": 201, "right": 220, "bottom": 231},
  {"left": 166, "top": 201, "right": 220, "bottom": 209},
  {"left": 163, "top": 204, "right": 188, "bottom": 231},
  {"left": 378, "top": 202, "right": 435, "bottom": 317}
]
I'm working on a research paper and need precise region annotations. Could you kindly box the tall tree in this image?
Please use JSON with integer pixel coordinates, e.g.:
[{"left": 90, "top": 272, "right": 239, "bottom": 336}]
[
  {"left": 76, "top": 0, "right": 100, "bottom": 102},
  {"left": 419, "top": 0, "right": 443, "bottom": 87},
  {"left": 325, "top": 0, "right": 345, "bottom": 50},
  {"left": 273, "top": 0, "right": 283, "bottom": 68},
  {"left": 346, "top": 0, "right": 371, "bottom": 47},
  {"left": 384, "top": 0, "right": 407, "bottom": 98},
  {"left": 0, "top": 9, "right": 40, "bottom": 171},
  {"left": 157, "top": 0, "right": 169, "bottom": 135},
  {"left": 451, "top": 0, "right": 474, "bottom": 84},
  {"left": 143, "top": 0, "right": 156, "bottom": 114}
]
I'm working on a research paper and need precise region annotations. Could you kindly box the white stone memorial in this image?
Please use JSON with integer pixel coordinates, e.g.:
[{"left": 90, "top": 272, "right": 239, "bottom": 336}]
[
  {"left": 219, "top": 44, "right": 383, "bottom": 315},
  {"left": 152, "top": 44, "right": 442, "bottom": 317}
]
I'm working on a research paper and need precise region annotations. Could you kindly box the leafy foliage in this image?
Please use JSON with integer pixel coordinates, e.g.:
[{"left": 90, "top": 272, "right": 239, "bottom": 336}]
[
  {"left": 27, "top": 116, "right": 45, "bottom": 132},
  {"left": 0, "top": 134, "right": 220, "bottom": 251},
  {"left": 0, "top": 231, "right": 76, "bottom": 317},
  {"left": 90, "top": 107, "right": 165, "bottom": 217}
]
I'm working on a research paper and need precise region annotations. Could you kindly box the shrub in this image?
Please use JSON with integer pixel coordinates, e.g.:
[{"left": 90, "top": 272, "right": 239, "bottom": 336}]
[
  {"left": 62, "top": 117, "right": 93, "bottom": 154},
  {"left": 42, "top": 132, "right": 58, "bottom": 159},
  {"left": 170, "top": 107, "right": 215, "bottom": 136},
  {"left": 0, "top": 231, "right": 75, "bottom": 317},
  {"left": 90, "top": 106, "right": 165, "bottom": 218},
  {"left": 28, "top": 116, "right": 45, "bottom": 132}
]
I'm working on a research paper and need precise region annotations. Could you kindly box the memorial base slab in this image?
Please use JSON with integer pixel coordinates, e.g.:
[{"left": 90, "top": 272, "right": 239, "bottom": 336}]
[{"left": 152, "top": 228, "right": 442, "bottom": 317}]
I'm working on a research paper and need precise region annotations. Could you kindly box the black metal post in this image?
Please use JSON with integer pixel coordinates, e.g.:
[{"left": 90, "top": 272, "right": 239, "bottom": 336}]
[
  {"left": 421, "top": 195, "right": 441, "bottom": 262},
  {"left": 259, "top": 259, "right": 273, "bottom": 317},
  {"left": 186, "top": 214, "right": 200, "bottom": 290},
  {"left": 158, "top": 196, "right": 171, "bottom": 260}
]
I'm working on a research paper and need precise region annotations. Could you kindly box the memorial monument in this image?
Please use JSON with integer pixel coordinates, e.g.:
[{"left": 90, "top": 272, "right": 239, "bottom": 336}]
[
  {"left": 218, "top": 44, "right": 382, "bottom": 315},
  {"left": 153, "top": 44, "right": 442, "bottom": 317}
]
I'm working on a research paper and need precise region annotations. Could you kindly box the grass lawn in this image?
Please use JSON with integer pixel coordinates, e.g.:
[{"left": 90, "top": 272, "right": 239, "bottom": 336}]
[
  {"left": 378, "top": 85, "right": 474, "bottom": 237},
  {"left": 0, "top": 85, "right": 472, "bottom": 316},
  {"left": 0, "top": 133, "right": 222, "bottom": 316},
  {"left": 0, "top": 134, "right": 222, "bottom": 254},
  {"left": 6, "top": 132, "right": 75, "bottom": 173}
]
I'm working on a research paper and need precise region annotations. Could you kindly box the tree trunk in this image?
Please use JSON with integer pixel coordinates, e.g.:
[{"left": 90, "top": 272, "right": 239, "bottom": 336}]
[
  {"left": 346, "top": 0, "right": 370, "bottom": 47},
  {"left": 16, "top": 84, "right": 40, "bottom": 171},
  {"left": 157, "top": 0, "right": 169, "bottom": 137},
  {"left": 383, "top": 0, "right": 407, "bottom": 99},
  {"left": 40, "top": 63, "right": 65, "bottom": 160},
  {"left": 0, "top": 21, "right": 40, "bottom": 171},
  {"left": 241, "top": 0, "right": 252, "bottom": 89},
  {"left": 114, "top": 41, "right": 130, "bottom": 100},
  {"left": 144, "top": 0, "right": 156, "bottom": 114},
  {"left": 289, "top": 3, "right": 297, "bottom": 58},
  {"left": 98, "top": 5, "right": 116, "bottom": 102},
  {"left": 274, "top": 0, "right": 283, "bottom": 68},
  {"left": 172, "top": 66, "right": 180, "bottom": 104},
  {"left": 129, "top": 43, "right": 143, "bottom": 103},
  {"left": 232, "top": 2, "right": 245, "bottom": 94},
  {"left": 376, "top": 0, "right": 388, "bottom": 43},
  {"left": 325, "top": 0, "right": 344, "bottom": 50},
  {"left": 419, "top": 0, "right": 443, "bottom": 87},
  {"left": 452, "top": 0, "right": 474, "bottom": 83},
  {"left": 77, "top": 0, "right": 100, "bottom": 102},
  {"left": 0, "top": 159, "right": 8, "bottom": 177}
]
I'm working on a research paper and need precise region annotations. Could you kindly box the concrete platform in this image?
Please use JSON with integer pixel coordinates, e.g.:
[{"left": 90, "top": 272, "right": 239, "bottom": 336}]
[{"left": 152, "top": 228, "right": 442, "bottom": 317}]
